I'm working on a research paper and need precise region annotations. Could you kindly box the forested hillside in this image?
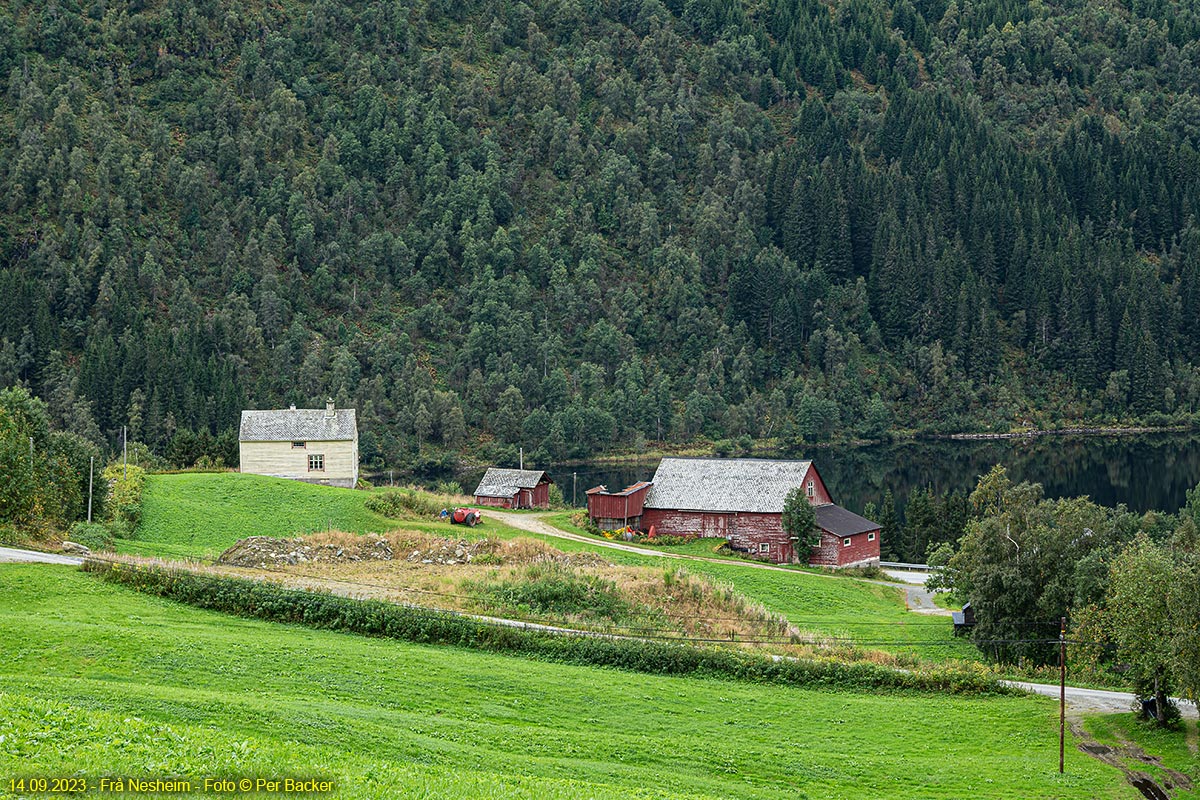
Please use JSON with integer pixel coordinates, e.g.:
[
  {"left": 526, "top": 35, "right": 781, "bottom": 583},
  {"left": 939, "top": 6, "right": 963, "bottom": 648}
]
[{"left": 5, "top": 0, "right": 1200, "bottom": 470}]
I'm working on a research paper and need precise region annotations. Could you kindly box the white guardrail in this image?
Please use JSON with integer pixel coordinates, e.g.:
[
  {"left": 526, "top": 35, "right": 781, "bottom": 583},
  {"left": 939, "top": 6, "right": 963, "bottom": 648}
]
[{"left": 879, "top": 561, "right": 931, "bottom": 570}]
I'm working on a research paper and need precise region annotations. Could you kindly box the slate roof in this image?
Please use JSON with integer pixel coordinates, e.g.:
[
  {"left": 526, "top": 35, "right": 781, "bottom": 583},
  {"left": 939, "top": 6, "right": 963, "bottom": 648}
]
[
  {"left": 585, "top": 481, "right": 653, "bottom": 497},
  {"left": 643, "top": 457, "right": 814, "bottom": 513},
  {"left": 813, "top": 503, "right": 880, "bottom": 536},
  {"left": 473, "top": 468, "right": 552, "bottom": 498},
  {"left": 239, "top": 407, "right": 358, "bottom": 442}
]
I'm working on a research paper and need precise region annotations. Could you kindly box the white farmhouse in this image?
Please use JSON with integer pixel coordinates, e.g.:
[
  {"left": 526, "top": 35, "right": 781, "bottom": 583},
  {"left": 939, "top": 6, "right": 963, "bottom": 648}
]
[{"left": 239, "top": 400, "right": 359, "bottom": 488}]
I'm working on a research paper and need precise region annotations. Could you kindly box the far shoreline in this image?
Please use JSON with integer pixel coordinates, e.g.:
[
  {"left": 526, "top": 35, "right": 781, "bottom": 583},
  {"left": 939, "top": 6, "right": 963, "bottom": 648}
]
[{"left": 539, "top": 422, "right": 1197, "bottom": 468}]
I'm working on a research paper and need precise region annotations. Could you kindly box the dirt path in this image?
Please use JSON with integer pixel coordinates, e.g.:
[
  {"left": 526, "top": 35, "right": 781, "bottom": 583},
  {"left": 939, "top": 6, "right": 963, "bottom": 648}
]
[
  {"left": 480, "top": 510, "right": 951, "bottom": 614},
  {"left": 1069, "top": 718, "right": 1193, "bottom": 800}
]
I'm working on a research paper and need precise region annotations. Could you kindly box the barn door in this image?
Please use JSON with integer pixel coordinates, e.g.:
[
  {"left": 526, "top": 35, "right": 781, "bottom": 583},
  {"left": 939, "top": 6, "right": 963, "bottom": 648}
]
[{"left": 701, "top": 514, "right": 729, "bottom": 538}]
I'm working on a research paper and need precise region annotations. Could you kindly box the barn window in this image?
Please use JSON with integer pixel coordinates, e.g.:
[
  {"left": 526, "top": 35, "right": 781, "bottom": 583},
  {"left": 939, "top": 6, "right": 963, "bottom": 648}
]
[
  {"left": 759, "top": 542, "right": 770, "bottom": 553},
  {"left": 806, "top": 479, "right": 815, "bottom": 498},
  {"left": 868, "top": 532, "right": 876, "bottom": 542},
  {"left": 308, "top": 454, "right": 325, "bottom": 471},
  {"left": 292, "top": 441, "right": 306, "bottom": 449},
  {"left": 843, "top": 537, "right": 852, "bottom": 547}
]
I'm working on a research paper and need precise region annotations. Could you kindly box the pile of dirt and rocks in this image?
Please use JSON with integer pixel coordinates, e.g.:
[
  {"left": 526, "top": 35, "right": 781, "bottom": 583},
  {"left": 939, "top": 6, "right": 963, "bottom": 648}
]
[
  {"left": 218, "top": 535, "right": 404, "bottom": 567},
  {"left": 217, "top": 532, "right": 609, "bottom": 569}
]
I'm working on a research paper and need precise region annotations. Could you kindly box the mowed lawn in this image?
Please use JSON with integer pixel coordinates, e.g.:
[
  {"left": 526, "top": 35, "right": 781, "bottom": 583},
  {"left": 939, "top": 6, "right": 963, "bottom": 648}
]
[
  {"left": 125, "top": 473, "right": 522, "bottom": 560},
  {"left": 124, "top": 473, "right": 400, "bottom": 559},
  {"left": 0, "top": 566, "right": 1134, "bottom": 800}
]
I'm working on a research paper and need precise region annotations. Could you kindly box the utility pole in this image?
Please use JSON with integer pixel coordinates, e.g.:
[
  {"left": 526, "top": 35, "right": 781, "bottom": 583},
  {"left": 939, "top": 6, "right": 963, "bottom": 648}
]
[
  {"left": 519, "top": 447, "right": 524, "bottom": 470},
  {"left": 389, "top": 469, "right": 394, "bottom": 487},
  {"left": 1059, "top": 616, "right": 1066, "bottom": 774},
  {"left": 573, "top": 472, "right": 577, "bottom": 506},
  {"left": 28, "top": 436, "right": 33, "bottom": 473},
  {"left": 123, "top": 425, "right": 128, "bottom": 480},
  {"left": 87, "top": 456, "right": 94, "bottom": 524}
]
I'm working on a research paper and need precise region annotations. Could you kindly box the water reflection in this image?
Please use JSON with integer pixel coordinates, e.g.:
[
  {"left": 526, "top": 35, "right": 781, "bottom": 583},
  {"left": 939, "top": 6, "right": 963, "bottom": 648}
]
[{"left": 452, "top": 433, "right": 1200, "bottom": 517}]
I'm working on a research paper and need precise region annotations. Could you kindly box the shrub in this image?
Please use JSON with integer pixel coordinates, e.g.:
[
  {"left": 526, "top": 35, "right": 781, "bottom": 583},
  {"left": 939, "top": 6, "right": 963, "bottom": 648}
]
[
  {"left": 571, "top": 511, "right": 602, "bottom": 535},
  {"left": 641, "top": 534, "right": 695, "bottom": 547},
  {"left": 365, "top": 488, "right": 445, "bottom": 519},
  {"left": 103, "top": 464, "right": 146, "bottom": 533},
  {"left": 838, "top": 564, "right": 884, "bottom": 579},
  {"left": 68, "top": 521, "right": 115, "bottom": 551},
  {"left": 463, "top": 562, "right": 629, "bottom": 621}
]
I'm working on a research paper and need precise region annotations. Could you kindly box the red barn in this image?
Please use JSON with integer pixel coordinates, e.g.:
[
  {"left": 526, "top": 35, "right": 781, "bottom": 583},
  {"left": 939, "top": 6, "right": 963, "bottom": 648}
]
[
  {"left": 585, "top": 481, "right": 653, "bottom": 530},
  {"left": 640, "top": 457, "right": 880, "bottom": 567},
  {"left": 473, "top": 468, "right": 553, "bottom": 509}
]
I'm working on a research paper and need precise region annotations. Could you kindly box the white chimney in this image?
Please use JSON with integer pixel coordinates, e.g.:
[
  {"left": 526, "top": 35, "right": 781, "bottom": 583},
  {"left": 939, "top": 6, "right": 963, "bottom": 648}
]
[
  {"left": 325, "top": 398, "right": 336, "bottom": 419},
  {"left": 290, "top": 403, "right": 296, "bottom": 410}
]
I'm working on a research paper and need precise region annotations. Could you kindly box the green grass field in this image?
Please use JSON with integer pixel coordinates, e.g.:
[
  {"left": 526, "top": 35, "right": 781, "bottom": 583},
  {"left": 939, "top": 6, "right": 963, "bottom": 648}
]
[
  {"left": 125, "top": 473, "right": 396, "bottom": 559},
  {"left": 123, "top": 474, "right": 969, "bottom": 656},
  {"left": 0, "top": 566, "right": 1139, "bottom": 799}
]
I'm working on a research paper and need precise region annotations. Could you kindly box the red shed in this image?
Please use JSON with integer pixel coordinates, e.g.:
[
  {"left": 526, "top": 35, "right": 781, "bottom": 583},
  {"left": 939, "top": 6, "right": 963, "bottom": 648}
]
[
  {"left": 640, "top": 457, "right": 880, "bottom": 567},
  {"left": 473, "top": 468, "right": 553, "bottom": 509},
  {"left": 810, "top": 503, "right": 882, "bottom": 568},
  {"left": 585, "top": 481, "right": 653, "bottom": 530}
]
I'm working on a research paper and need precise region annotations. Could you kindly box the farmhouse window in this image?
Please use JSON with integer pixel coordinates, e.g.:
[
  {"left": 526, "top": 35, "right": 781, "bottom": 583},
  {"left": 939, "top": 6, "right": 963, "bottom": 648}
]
[
  {"left": 843, "top": 537, "right": 851, "bottom": 547},
  {"left": 308, "top": 454, "right": 325, "bottom": 471},
  {"left": 759, "top": 542, "right": 770, "bottom": 553},
  {"left": 292, "top": 441, "right": 306, "bottom": 448},
  {"left": 806, "top": 479, "right": 815, "bottom": 498},
  {"left": 868, "top": 532, "right": 876, "bottom": 542}
]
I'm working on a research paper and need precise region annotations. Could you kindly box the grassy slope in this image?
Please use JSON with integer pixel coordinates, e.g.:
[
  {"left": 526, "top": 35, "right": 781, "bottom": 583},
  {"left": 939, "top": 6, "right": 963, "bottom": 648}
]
[
  {"left": 0, "top": 566, "right": 1132, "bottom": 800},
  {"left": 124, "top": 473, "right": 401, "bottom": 558},
  {"left": 539, "top": 514, "right": 971, "bottom": 657},
  {"left": 125, "top": 474, "right": 969, "bottom": 655}
]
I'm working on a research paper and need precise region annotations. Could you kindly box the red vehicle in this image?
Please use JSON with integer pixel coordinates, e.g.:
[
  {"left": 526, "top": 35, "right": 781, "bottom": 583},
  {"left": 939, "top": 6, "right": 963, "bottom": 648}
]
[{"left": 451, "top": 508, "right": 481, "bottom": 527}]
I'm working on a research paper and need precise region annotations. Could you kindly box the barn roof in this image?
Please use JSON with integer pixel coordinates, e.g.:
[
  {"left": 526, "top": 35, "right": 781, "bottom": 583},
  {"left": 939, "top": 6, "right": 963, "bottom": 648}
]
[
  {"left": 643, "top": 457, "right": 814, "bottom": 513},
  {"left": 585, "top": 481, "right": 653, "bottom": 497},
  {"left": 239, "top": 406, "right": 357, "bottom": 442},
  {"left": 474, "top": 468, "right": 552, "bottom": 498},
  {"left": 814, "top": 503, "right": 879, "bottom": 536}
]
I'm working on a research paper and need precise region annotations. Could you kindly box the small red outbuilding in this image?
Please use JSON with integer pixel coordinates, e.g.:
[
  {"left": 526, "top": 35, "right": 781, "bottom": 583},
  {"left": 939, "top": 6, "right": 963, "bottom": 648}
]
[
  {"left": 473, "top": 468, "right": 553, "bottom": 509},
  {"left": 585, "top": 481, "right": 653, "bottom": 530}
]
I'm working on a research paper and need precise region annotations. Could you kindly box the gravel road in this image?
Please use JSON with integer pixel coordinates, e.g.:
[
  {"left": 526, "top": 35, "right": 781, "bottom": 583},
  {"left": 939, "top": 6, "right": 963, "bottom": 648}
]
[
  {"left": 0, "top": 546, "right": 83, "bottom": 565},
  {"left": 1004, "top": 680, "right": 1199, "bottom": 719}
]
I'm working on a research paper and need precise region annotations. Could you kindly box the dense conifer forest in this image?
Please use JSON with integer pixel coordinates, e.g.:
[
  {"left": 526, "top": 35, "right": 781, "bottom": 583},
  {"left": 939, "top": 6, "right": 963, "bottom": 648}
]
[{"left": 5, "top": 0, "right": 1200, "bottom": 470}]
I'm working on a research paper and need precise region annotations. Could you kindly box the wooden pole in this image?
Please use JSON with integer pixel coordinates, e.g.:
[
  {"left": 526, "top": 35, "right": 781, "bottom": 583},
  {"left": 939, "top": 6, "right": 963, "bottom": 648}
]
[
  {"left": 1059, "top": 616, "right": 1066, "bottom": 774},
  {"left": 87, "top": 456, "right": 94, "bottom": 524},
  {"left": 123, "top": 425, "right": 128, "bottom": 480}
]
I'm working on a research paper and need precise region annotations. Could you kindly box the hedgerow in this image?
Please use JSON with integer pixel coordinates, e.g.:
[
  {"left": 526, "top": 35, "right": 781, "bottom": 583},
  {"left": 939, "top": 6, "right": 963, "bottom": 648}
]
[{"left": 82, "top": 558, "right": 1006, "bottom": 696}]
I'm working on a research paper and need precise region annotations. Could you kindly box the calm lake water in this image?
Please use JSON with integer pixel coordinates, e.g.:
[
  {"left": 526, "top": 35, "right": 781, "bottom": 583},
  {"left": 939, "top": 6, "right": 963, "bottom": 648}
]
[{"left": 453, "top": 433, "right": 1200, "bottom": 518}]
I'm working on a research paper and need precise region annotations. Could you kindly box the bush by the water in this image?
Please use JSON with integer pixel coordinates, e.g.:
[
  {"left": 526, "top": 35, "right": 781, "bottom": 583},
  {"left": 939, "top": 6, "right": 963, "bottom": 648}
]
[{"left": 83, "top": 558, "right": 1004, "bottom": 695}]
